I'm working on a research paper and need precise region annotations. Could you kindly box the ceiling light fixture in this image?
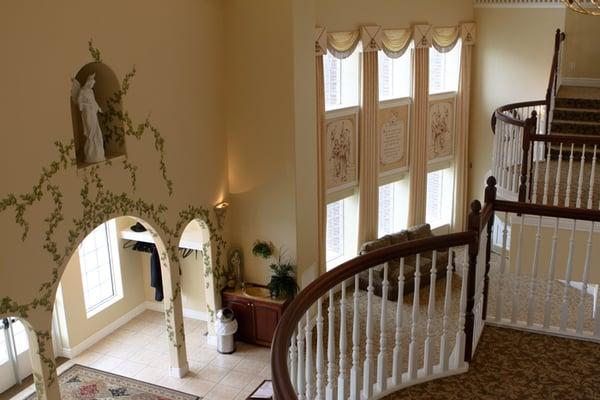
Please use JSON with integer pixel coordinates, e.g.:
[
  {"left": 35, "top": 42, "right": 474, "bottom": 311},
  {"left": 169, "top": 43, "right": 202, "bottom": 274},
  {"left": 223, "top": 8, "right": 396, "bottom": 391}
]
[{"left": 563, "top": 0, "right": 600, "bottom": 16}]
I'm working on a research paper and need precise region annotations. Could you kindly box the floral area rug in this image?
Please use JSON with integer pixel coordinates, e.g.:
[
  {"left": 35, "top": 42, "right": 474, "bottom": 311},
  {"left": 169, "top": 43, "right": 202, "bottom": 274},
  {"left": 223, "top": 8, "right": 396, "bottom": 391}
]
[{"left": 25, "top": 364, "right": 200, "bottom": 400}]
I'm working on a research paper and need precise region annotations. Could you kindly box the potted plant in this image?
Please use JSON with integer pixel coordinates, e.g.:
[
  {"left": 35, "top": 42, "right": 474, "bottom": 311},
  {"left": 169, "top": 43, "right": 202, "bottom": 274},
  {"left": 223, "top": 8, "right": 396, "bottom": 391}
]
[
  {"left": 267, "top": 256, "right": 299, "bottom": 299},
  {"left": 252, "top": 240, "right": 273, "bottom": 259}
]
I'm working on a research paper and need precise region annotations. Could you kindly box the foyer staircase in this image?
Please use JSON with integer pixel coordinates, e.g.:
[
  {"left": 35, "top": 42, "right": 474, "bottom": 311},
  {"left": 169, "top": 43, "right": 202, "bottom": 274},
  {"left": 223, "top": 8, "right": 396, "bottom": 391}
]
[{"left": 552, "top": 86, "right": 600, "bottom": 138}]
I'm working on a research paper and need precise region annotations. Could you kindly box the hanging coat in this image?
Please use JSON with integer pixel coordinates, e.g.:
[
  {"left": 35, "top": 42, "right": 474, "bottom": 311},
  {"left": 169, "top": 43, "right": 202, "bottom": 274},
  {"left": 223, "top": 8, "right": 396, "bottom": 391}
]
[{"left": 150, "top": 245, "right": 164, "bottom": 301}]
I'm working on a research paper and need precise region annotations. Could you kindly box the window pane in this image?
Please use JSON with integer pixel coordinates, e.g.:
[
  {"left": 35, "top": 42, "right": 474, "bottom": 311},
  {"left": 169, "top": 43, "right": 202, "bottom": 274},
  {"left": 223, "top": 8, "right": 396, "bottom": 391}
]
[
  {"left": 378, "top": 50, "right": 411, "bottom": 101},
  {"left": 326, "top": 200, "right": 345, "bottom": 263},
  {"left": 378, "top": 180, "right": 407, "bottom": 237},
  {"left": 429, "top": 44, "right": 461, "bottom": 94},
  {"left": 324, "top": 49, "right": 360, "bottom": 111},
  {"left": 78, "top": 223, "right": 116, "bottom": 312},
  {"left": 426, "top": 168, "right": 453, "bottom": 228}
]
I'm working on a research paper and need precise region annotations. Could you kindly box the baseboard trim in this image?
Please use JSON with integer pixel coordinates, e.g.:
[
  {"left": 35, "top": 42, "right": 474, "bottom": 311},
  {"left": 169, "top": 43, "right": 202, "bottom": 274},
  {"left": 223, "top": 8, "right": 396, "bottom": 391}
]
[
  {"left": 60, "top": 302, "right": 209, "bottom": 358},
  {"left": 144, "top": 301, "right": 209, "bottom": 321},
  {"left": 562, "top": 77, "right": 600, "bottom": 88},
  {"left": 59, "top": 303, "right": 147, "bottom": 358}
]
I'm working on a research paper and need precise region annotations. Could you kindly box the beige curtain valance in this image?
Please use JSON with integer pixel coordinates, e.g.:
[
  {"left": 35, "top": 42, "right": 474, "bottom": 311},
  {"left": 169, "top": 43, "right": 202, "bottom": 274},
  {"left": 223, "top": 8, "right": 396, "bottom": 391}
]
[
  {"left": 461, "top": 22, "right": 477, "bottom": 46},
  {"left": 315, "top": 27, "right": 327, "bottom": 56},
  {"left": 328, "top": 31, "right": 360, "bottom": 59},
  {"left": 381, "top": 28, "right": 412, "bottom": 58},
  {"left": 432, "top": 26, "right": 460, "bottom": 53}
]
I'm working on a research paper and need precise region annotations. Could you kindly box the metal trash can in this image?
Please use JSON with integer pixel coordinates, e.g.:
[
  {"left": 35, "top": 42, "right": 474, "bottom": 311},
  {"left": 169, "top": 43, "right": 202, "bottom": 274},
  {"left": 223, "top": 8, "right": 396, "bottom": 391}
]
[{"left": 215, "top": 308, "right": 238, "bottom": 354}]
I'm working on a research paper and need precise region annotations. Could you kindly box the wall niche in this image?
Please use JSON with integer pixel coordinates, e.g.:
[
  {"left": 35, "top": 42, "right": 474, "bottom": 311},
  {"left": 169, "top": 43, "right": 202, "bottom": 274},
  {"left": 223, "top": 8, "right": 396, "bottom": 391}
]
[{"left": 70, "top": 62, "right": 127, "bottom": 168}]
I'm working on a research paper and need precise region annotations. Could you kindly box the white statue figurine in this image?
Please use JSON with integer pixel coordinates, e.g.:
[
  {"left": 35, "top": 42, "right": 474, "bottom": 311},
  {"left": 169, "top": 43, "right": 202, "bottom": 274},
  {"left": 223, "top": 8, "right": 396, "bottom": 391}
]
[{"left": 71, "top": 73, "right": 105, "bottom": 164}]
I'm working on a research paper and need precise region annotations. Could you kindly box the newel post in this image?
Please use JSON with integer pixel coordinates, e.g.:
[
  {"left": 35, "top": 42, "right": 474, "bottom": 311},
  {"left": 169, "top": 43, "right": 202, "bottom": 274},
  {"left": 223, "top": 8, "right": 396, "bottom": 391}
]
[
  {"left": 519, "top": 111, "right": 537, "bottom": 202},
  {"left": 482, "top": 177, "right": 497, "bottom": 321},
  {"left": 464, "top": 200, "right": 481, "bottom": 362}
]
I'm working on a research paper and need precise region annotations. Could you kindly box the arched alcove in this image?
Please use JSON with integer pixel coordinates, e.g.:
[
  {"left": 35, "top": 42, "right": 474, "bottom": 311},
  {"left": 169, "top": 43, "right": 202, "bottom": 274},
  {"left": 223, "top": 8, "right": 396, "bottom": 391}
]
[
  {"left": 0, "top": 316, "right": 35, "bottom": 394},
  {"left": 70, "top": 62, "right": 127, "bottom": 168}
]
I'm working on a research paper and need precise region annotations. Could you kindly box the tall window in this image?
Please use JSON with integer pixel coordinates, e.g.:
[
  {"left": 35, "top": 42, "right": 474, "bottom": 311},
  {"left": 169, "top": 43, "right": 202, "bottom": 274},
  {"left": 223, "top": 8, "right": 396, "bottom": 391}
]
[
  {"left": 378, "top": 180, "right": 408, "bottom": 237},
  {"left": 326, "top": 195, "right": 358, "bottom": 270},
  {"left": 78, "top": 220, "right": 122, "bottom": 316},
  {"left": 426, "top": 168, "right": 454, "bottom": 228},
  {"left": 378, "top": 49, "right": 412, "bottom": 101},
  {"left": 324, "top": 49, "right": 360, "bottom": 111},
  {"left": 429, "top": 44, "right": 461, "bottom": 94}
]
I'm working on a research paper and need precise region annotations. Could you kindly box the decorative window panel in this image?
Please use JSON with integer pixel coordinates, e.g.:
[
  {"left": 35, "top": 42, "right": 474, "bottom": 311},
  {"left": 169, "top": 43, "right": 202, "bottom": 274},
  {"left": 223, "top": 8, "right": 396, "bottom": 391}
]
[
  {"left": 428, "top": 96, "right": 456, "bottom": 162},
  {"left": 325, "top": 109, "right": 359, "bottom": 193},
  {"left": 379, "top": 101, "right": 410, "bottom": 174}
]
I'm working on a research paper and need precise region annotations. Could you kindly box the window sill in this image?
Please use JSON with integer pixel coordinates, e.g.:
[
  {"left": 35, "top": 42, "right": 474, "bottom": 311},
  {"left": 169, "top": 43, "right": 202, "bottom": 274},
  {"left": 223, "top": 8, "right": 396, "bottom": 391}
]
[
  {"left": 326, "top": 254, "right": 355, "bottom": 271},
  {"left": 85, "top": 294, "right": 123, "bottom": 319}
]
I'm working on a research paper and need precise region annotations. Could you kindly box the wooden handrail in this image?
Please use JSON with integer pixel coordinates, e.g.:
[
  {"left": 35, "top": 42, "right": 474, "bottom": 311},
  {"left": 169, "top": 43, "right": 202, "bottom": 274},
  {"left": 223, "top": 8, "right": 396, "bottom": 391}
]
[
  {"left": 530, "top": 133, "right": 600, "bottom": 146},
  {"left": 492, "top": 100, "right": 545, "bottom": 131},
  {"left": 494, "top": 200, "right": 600, "bottom": 222},
  {"left": 545, "top": 29, "right": 566, "bottom": 135},
  {"left": 271, "top": 231, "right": 478, "bottom": 399}
]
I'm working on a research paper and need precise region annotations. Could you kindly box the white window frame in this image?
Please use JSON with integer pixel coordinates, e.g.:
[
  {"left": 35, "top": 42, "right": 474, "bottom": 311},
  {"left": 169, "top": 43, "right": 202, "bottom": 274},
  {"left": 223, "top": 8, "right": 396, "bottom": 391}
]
[
  {"left": 324, "top": 48, "right": 362, "bottom": 112},
  {"left": 378, "top": 48, "right": 414, "bottom": 102},
  {"left": 78, "top": 219, "right": 123, "bottom": 318}
]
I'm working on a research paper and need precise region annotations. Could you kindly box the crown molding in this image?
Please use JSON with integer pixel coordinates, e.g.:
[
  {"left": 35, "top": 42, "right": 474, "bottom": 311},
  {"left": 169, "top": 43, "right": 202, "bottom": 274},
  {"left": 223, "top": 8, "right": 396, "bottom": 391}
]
[{"left": 474, "top": 0, "right": 565, "bottom": 9}]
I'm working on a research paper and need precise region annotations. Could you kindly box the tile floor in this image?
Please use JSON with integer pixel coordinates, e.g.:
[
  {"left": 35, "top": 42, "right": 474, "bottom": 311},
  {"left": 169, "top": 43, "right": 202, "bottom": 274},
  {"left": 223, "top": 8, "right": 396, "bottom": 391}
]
[{"left": 13, "top": 310, "right": 271, "bottom": 400}]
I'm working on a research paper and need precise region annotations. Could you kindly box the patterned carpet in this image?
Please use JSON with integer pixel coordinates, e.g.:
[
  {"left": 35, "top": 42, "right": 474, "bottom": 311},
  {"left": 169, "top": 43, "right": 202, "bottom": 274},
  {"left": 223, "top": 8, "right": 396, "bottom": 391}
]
[
  {"left": 25, "top": 365, "right": 199, "bottom": 400},
  {"left": 384, "top": 326, "right": 600, "bottom": 400}
]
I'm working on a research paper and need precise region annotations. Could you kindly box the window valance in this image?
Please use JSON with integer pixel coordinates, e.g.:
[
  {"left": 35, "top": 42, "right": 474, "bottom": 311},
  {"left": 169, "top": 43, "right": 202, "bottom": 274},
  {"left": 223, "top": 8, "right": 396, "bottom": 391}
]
[{"left": 316, "top": 23, "right": 476, "bottom": 58}]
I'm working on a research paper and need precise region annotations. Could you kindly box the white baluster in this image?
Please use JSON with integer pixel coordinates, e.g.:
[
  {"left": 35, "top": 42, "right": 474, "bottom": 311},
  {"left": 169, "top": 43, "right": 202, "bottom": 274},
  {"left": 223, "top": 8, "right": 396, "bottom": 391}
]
[
  {"left": 553, "top": 143, "right": 564, "bottom": 206},
  {"left": 326, "top": 289, "right": 336, "bottom": 400},
  {"left": 455, "top": 248, "right": 469, "bottom": 368},
  {"left": 350, "top": 275, "right": 361, "bottom": 400},
  {"left": 542, "top": 144, "right": 552, "bottom": 205},
  {"left": 290, "top": 329, "right": 298, "bottom": 391},
  {"left": 501, "top": 122, "right": 510, "bottom": 188},
  {"left": 543, "top": 218, "right": 560, "bottom": 329},
  {"left": 306, "top": 310, "right": 313, "bottom": 399},
  {"left": 298, "top": 322, "right": 306, "bottom": 400},
  {"left": 577, "top": 222, "right": 594, "bottom": 334},
  {"left": 316, "top": 298, "right": 325, "bottom": 400},
  {"left": 595, "top": 289, "right": 600, "bottom": 338},
  {"left": 527, "top": 216, "right": 543, "bottom": 326},
  {"left": 392, "top": 259, "right": 405, "bottom": 384},
  {"left": 511, "top": 215, "right": 525, "bottom": 324},
  {"left": 408, "top": 254, "right": 421, "bottom": 379},
  {"left": 565, "top": 143, "right": 575, "bottom": 207},
  {"left": 337, "top": 280, "right": 347, "bottom": 400},
  {"left": 375, "top": 263, "right": 389, "bottom": 393},
  {"left": 587, "top": 145, "right": 597, "bottom": 209},
  {"left": 560, "top": 221, "right": 577, "bottom": 331},
  {"left": 362, "top": 268, "right": 375, "bottom": 398},
  {"left": 424, "top": 251, "right": 437, "bottom": 376},
  {"left": 440, "top": 251, "right": 453, "bottom": 371},
  {"left": 496, "top": 212, "right": 509, "bottom": 322},
  {"left": 511, "top": 127, "right": 520, "bottom": 193},
  {"left": 576, "top": 145, "right": 586, "bottom": 208}
]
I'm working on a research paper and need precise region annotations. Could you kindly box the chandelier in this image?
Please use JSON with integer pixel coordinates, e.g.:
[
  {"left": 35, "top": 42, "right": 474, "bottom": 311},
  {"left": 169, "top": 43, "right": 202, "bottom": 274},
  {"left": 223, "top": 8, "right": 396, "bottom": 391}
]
[{"left": 563, "top": 0, "right": 600, "bottom": 15}]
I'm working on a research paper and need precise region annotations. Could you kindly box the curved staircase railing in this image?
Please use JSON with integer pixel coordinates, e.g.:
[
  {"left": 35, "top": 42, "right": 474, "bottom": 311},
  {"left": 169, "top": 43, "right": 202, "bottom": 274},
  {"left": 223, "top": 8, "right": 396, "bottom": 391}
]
[{"left": 271, "top": 202, "right": 493, "bottom": 399}]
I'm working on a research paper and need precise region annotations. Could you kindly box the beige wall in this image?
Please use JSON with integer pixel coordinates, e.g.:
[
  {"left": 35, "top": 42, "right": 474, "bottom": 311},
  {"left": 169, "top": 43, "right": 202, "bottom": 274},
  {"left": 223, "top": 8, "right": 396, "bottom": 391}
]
[
  {"left": 0, "top": 0, "right": 228, "bottom": 367},
  {"left": 562, "top": 11, "right": 600, "bottom": 80},
  {"left": 469, "top": 8, "right": 565, "bottom": 202},
  {"left": 56, "top": 218, "right": 146, "bottom": 349},
  {"left": 224, "top": 0, "right": 300, "bottom": 286},
  {"left": 316, "top": 0, "right": 474, "bottom": 30}
]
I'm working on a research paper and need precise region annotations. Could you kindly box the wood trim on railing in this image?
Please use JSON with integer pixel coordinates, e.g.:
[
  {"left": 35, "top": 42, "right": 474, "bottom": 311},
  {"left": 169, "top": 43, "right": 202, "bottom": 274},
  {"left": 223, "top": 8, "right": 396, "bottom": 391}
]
[
  {"left": 492, "top": 100, "right": 546, "bottom": 130},
  {"left": 271, "top": 232, "right": 478, "bottom": 399},
  {"left": 494, "top": 200, "right": 600, "bottom": 222}
]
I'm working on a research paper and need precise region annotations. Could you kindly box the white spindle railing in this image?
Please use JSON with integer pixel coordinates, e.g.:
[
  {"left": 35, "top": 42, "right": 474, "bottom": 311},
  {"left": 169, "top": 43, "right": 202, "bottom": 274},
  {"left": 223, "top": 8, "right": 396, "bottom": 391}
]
[{"left": 279, "top": 238, "right": 481, "bottom": 400}]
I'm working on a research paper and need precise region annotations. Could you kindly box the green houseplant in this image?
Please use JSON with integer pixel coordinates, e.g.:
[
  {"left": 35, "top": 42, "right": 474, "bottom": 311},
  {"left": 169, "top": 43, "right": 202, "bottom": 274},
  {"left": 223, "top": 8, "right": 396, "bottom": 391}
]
[
  {"left": 252, "top": 240, "right": 273, "bottom": 259},
  {"left": 267, "top": 257, "right": 299, "bottom": 299}
]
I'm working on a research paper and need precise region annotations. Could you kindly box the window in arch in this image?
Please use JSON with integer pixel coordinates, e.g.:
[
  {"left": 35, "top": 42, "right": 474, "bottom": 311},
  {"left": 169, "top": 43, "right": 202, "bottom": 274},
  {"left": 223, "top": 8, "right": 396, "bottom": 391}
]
[
  {"left": 429, "top": 44, "right": 461, "bottom": 95},
  {"left": 326, "top": 193, "right": 358, "bottom": 270},
  {"left": 426, "top": 167, "right": 454, "bottom": 229},
  {"left": 378, "top": 179, "right": 409, "bottom": 237},
  {"left": 378, "top": 48, "right": 412, "bottom": 101},
  {"left": 324, "top": 49, "right": 360, "bottom": 111},
  {"left": 78, "top": 220, "right": 122, "bottom": 316}
]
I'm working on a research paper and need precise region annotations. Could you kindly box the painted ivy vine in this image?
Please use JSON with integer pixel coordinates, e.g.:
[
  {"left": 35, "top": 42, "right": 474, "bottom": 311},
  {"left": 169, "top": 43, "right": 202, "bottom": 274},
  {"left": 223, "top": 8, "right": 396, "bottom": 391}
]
[{"left": 0, "top": 41, "right": 229, "bottom": 378}]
